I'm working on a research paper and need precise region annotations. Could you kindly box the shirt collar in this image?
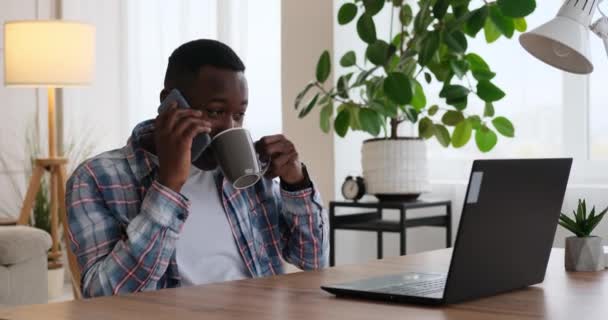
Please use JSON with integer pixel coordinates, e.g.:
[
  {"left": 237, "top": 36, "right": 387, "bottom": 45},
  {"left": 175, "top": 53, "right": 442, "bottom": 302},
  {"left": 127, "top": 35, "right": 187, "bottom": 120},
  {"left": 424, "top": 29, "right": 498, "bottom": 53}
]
[{"left": 125, "top": 119, "right": 158, "bottom": 182}]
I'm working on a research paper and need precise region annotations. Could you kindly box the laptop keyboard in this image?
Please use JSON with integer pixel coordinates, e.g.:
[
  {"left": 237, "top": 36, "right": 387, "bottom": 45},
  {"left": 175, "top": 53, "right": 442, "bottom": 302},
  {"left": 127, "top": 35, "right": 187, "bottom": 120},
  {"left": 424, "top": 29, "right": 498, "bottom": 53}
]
[{"left": 377, "top": 277, "right": 447, "bottom": 297}]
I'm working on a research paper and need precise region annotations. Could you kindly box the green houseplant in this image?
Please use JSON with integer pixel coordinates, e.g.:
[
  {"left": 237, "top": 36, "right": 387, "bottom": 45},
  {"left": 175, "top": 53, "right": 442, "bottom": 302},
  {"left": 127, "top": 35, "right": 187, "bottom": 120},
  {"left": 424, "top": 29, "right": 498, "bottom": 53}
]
[
  {"left": 295, "top": 0, "right": 536, "bottom": 198},
  {"left": 560, "top": 199, "right": 607, "bottom": 272}
]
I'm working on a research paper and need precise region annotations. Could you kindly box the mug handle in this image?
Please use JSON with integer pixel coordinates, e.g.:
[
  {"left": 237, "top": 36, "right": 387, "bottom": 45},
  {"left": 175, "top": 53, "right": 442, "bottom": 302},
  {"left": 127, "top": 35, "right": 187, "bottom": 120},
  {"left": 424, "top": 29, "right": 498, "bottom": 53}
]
[{"left": 257, "top": 153, "right": 271, "bottom": 177}]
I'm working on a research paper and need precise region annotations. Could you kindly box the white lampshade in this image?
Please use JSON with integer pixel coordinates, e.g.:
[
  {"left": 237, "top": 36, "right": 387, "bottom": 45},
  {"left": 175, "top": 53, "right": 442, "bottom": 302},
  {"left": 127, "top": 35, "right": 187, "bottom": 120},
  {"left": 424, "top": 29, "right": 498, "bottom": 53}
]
[
  {"left": 3, "top": 20, "right": 95, "bottom": 87},
  {"left": 520, "top": 0, "right": 599, "bottom": 74}
]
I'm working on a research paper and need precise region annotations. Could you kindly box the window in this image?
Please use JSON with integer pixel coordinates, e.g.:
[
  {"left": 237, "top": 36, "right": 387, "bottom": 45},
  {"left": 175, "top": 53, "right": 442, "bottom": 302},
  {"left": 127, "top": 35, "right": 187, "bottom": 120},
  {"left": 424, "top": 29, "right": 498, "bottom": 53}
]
[
  {"left": 589, "top": 28, "right": 608, "bottom": 160},
  {"left": 426, "top": 1, "right": 608, "bottom": 183},
  {"left": 124, "top": 0, "right": 281, "bottom": 141}
]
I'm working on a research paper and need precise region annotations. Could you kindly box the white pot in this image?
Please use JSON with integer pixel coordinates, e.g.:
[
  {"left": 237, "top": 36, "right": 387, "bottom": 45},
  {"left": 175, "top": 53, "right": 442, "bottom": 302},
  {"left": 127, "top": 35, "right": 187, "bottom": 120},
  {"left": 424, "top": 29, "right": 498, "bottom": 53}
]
[
  {"left": 361, "top": 138, "right": 430, "bottom": 197},
  {"left": 48, "top": 266, "right": 65, "bottom": 300}
]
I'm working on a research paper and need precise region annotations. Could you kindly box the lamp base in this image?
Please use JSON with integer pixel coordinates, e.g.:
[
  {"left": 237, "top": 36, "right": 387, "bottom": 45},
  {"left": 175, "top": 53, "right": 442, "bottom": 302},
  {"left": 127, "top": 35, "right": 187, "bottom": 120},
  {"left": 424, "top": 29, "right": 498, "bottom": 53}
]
[{"left": 17, "top": 157, "right": 68, "bottom": 265}]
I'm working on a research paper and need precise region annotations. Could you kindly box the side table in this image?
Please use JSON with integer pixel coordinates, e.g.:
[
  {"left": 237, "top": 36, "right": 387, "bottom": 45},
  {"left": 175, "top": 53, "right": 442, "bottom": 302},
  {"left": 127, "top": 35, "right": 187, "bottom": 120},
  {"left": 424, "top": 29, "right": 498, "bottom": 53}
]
[{"left": 329, "top": 200, "right": 452, "bottom": 266}]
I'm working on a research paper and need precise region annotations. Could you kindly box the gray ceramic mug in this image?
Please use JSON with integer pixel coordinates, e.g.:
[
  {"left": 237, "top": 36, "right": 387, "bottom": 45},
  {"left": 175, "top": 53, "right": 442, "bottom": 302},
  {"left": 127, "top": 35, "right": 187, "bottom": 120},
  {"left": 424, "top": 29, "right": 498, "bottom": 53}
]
[{"left": 211, "top": 128, "right": 269, "bottom": 189}]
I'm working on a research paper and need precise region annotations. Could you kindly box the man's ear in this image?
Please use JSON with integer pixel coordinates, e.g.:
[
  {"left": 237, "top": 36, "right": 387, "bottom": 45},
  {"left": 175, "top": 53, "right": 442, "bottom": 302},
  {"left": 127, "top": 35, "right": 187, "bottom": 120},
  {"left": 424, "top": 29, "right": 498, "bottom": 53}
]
[{"left": 159, "top": 89, "right": 170, "bottom": 103}]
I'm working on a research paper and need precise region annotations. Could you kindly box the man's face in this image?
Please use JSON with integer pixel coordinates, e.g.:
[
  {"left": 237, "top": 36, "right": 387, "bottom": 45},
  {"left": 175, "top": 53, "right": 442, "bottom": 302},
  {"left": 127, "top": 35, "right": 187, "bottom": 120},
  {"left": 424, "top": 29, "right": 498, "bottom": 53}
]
[
  {"left": 160, "top": 65, "right": 248, "bottom": 169},
  {"left": 180, "top": 65, "right": 248, "bottom": 137}
]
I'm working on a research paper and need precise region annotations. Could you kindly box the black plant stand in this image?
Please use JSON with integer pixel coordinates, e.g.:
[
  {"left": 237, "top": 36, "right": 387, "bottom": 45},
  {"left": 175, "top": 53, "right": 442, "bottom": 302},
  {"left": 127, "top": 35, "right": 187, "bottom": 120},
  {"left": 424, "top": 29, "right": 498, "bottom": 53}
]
[{"left": 329, "top": 199, "right": 452, "bottom": 267}]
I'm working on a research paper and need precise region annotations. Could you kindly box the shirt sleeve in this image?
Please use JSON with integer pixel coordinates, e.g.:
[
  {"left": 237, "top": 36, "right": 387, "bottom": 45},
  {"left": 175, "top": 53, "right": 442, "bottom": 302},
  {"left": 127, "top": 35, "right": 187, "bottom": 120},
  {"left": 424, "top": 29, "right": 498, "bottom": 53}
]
[
  {"left": 65, "top": 163, "right": 189, "bottom": 297},
  {"left": 275, "top": 179, "right": 329, "bottom": 270}
]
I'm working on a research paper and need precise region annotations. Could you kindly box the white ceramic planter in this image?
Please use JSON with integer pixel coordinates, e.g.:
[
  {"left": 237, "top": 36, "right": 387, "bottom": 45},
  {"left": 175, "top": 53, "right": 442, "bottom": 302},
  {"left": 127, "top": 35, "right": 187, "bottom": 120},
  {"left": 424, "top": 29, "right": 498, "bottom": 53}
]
[
  {"left": 565, "top": 236, "right": 605, "bottom": 272},
  {"left": 361, "top": 138, "right": 430, "bottom": 199},
  {"left": 48, "top": 266, "right": 65, "bottom": 300}
]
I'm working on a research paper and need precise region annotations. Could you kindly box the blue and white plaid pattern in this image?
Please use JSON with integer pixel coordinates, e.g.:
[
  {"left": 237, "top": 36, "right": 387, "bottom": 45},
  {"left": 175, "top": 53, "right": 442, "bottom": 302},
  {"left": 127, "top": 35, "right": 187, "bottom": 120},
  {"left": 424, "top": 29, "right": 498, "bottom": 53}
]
[{"left": 65, "top": 120, "right": 328, "bottom": 298}]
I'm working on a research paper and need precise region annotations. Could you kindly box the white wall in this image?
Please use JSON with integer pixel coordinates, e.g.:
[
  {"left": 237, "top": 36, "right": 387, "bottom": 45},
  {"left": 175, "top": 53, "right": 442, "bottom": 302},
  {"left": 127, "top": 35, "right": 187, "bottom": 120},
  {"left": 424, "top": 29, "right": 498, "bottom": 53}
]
[
  {"left": 281, "top": 0, "right": 335, "bottom": 207},
  {"left": 60, "top": 0, "right": 128, "bottom": 159},
  {"left": 0, "top": 0, "right": 55, "bottom": 218}
]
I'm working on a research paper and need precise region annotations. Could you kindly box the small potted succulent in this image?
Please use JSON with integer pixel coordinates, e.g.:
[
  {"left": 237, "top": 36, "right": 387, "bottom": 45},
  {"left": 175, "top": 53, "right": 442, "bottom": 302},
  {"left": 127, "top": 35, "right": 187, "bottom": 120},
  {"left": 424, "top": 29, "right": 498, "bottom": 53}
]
[{"left": 559, "top": 199, "right": 607, "bottom": 272}]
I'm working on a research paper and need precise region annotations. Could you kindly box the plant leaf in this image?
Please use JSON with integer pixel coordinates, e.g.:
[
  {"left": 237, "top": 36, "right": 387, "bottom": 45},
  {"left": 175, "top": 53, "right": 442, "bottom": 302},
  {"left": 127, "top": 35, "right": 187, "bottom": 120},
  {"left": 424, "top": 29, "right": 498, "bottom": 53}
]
[
  {"left": 475, "top": 125, "right": 498, "bottom": 152},
  {"left": 484, "top": 18, "right": 501, "bottom": 43},
  {"left": 419, "top": 117, "right": 434, "bottom": 139},
  {"left": 363, "top": 0, "right": 385, "bottom": 16},
  {"left": 450, "top": 59, "right": 469, "bottom": 79},
  {"left": 419, "top": 31, "right": 440, "bottom": 66},
  {"left": 433, "top": 124, "right": 451, "bottom": 147},
  {"left": 366, "top": 40, "right": 391, "bottom": 66},
  {"left": 383, "top": 72, "right": 413, "bottom": 105},
  {"left": 320, "top": 100, "right": 333, "bottom": 133},
  {"left": 294, "top": 82, "right": 315, "bottom": 110},
  {"left": 444, "top": 31, "right": 468, "bottom": 53},
  {"left": 492, "top": 116, "right": 514, "bottom": 137},
  {"left": 299, "top": 93, "right": 320, "bottom": 118},
  {"left": 414, "top": 0, "right": 433, "bottom": 33},
  {"left": 497, "top": 0, "right": 536, "bottom": 18},
  {"left": 465, "top": 6, "right": 489, "bottom": 37},
  {"left": 357, "top": 13, "right": 377, "bottom": 44},
  {"left": 340, "top": 51, "right": 357, "bottom": 67},
  {"left": 559, "top": 217, "right": 585, "bottom": 237},
  {"left": 441, "top": 85, "right": 470, "bottom": 110},
  {"left": 468, "top": 115, "right": 482, "bottom": 130},
  {"left": 477, "top": 80, "right": 506, "bottom": 102},
  {"left": 404, "top": 106, "right": 419, "bottom": 123},
  {"left": 359, "top": 108, "right": 382, "bottom": 136},
  {"left": 348, "top": 105, "right": 362, "bottom": 130},
  {"left": 411, "top": 78, "right": 426, "bottom": 111},
  {"left": 490, "top": 5, "right": 515, "bottom": 38},
  {"left": 433, "top": 0, "right": 449, "bottom": 19},
  {"left": 316, "top": 51, "right": 331, "bottom": 83},
  {"left": 428, "top": 104, "right": 439, "bottom": 116},
  {"left": 337, "top": 74, "right": 351, "bottom": 99},
  {"left": 473, "top": 69, "right": 497, "bottom": 81},
  {"left": 353, "top": 66, "right": 379, "bottom": 87},
  {"left": 440, "top": 84, "right": 470, "bottom": 100},
  {"left": 574, "top": 200, "right": 583, "bottom": 226},
  {"left": 338, "top": 3, "right": 358, "bottom": 25},
  {"left": 484, "top": 103, "right": 495, "bottom": 117},
  {"left": 424, "top": 72, "right": 433, "bottom": 84},
  {"left": 466, "top": 53, "right": 490, "bottom": 71},
  {"left": 442, "top": 110, "right": 465, "bottom": 126},
  {"left": 514, "top": 18, "right": 527, "bottom": 32},
  {"left": 400, "top": 4, "right": 414, "bottom": 26},
  {"left": 466, "top": 53, "right": 496, "bottom": 80},
  {"left": 587, "top": 208, "right": 608, "bottom": 235},
  {"left": 452, "top": 119, "right": 473, "bottom": 148},
  {"left": 334, "top": 108, "right": 351, "bottom": 137}
]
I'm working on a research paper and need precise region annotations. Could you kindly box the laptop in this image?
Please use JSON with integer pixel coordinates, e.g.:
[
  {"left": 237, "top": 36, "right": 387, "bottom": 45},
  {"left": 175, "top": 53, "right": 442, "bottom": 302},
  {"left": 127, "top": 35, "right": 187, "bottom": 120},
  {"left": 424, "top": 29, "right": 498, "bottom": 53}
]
[{"left": 321, "top": 158, "right": 572, "bottom": 305}]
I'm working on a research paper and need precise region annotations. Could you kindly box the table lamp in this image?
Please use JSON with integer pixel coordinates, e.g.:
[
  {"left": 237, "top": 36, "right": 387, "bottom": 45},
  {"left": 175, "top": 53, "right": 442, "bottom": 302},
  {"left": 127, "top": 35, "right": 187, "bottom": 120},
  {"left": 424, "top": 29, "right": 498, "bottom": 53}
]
[
  {"left": 3, "top": 20, "right": 95, "bottom": 268},
  {"left": 519, "top": 0, "right": 608, "bottom": 74}
]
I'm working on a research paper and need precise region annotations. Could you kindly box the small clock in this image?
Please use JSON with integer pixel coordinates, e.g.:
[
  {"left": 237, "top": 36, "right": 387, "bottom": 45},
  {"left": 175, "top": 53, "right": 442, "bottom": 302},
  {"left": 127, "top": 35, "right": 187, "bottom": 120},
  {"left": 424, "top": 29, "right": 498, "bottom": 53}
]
[{"left": 341, "top": 176, "right": 366, "bottom": 201}]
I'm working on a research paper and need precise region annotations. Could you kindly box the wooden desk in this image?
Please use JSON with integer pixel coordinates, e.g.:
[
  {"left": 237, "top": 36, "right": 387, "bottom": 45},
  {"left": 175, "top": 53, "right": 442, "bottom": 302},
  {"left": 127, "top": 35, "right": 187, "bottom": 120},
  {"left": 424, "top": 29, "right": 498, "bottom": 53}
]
[{"left": 1, "top": 248, "right": 607, "bottom": 320}]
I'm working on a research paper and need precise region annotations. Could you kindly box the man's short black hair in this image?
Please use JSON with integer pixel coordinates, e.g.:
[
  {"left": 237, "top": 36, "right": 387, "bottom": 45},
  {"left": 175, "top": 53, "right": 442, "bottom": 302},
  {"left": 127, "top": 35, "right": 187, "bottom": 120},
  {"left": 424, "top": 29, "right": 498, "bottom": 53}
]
[{"left": 164, "top": 39, "right": 245, "bottom": 88}]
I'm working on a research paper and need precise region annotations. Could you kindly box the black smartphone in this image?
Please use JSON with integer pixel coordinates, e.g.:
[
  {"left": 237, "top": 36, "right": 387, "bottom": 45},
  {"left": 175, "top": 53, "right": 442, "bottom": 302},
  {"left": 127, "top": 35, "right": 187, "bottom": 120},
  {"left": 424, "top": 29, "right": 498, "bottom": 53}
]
[{"left": 158, "top": 89, "right": 211, "bottom": 162}]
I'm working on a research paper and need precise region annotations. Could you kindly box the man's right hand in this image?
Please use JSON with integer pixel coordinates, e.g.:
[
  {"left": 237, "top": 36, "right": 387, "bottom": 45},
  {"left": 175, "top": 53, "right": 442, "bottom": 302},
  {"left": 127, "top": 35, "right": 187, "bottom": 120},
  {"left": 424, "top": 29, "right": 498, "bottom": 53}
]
[{"left": 155, "top": 102, "right": 212, "bottom": 193}]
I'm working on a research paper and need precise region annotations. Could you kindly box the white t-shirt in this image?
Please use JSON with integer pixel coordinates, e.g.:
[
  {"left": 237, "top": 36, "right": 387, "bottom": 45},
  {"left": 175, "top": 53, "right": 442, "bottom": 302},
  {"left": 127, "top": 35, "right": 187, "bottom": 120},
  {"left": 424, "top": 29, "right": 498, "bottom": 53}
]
[{"left": 176, "top": 165, "right": 250, "bottom": 286}]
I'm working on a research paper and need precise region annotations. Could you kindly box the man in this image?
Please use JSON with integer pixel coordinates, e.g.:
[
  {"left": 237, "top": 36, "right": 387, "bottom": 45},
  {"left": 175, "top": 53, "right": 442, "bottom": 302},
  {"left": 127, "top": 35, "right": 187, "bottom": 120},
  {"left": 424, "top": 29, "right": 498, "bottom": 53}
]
[{"left": 65, "top": 39, "right": 328, "bottom": 298}]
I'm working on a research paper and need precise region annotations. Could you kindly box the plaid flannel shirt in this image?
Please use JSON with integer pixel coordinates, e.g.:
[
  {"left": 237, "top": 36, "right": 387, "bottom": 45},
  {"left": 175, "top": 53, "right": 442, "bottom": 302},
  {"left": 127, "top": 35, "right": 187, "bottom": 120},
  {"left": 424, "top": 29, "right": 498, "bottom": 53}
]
[{"left": 65, "top": 120, "right": 328, "bottom": 298}]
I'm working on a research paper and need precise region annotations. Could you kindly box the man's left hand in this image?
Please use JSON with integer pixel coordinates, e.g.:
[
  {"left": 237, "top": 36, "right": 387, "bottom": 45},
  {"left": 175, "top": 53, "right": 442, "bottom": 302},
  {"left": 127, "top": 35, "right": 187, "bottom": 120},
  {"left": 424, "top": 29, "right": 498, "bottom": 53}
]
[{"left": 255, "top": 134, "right": 305, "bottom": 185}]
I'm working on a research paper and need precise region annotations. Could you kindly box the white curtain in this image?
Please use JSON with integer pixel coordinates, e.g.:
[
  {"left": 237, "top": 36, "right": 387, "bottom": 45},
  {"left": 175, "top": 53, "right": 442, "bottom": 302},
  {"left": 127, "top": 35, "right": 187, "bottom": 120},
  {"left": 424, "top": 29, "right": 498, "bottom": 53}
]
[{"left": 125, "top": 0, "right": 282, "bottom": 141}]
